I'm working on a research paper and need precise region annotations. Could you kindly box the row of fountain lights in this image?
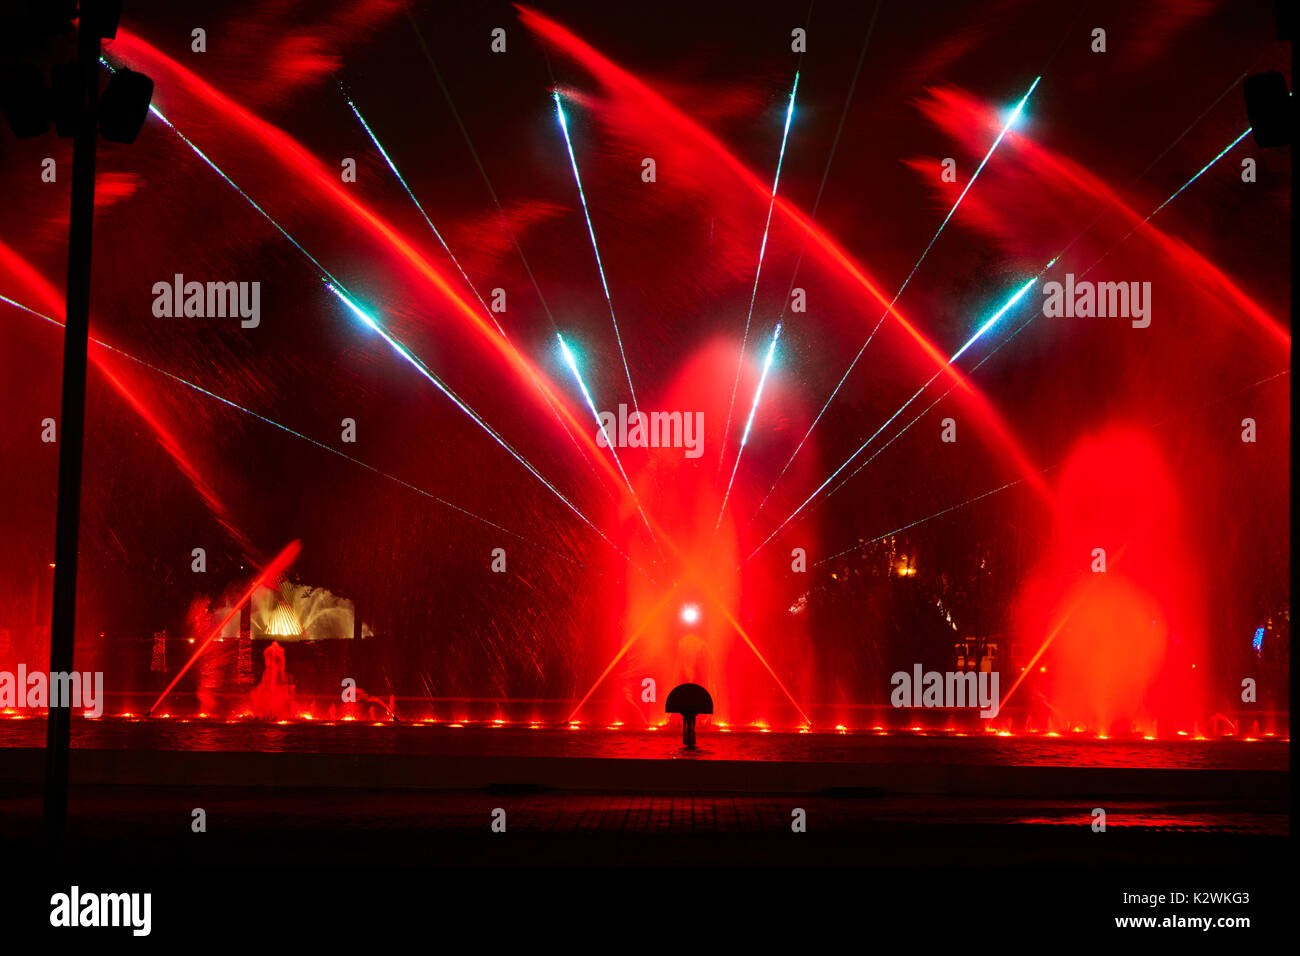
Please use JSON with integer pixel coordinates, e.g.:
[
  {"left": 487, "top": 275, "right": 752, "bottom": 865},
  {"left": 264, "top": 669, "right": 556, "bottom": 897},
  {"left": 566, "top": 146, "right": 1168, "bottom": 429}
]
[{"left": 0, "top": 709, "right": 1279, "bottom": 741}]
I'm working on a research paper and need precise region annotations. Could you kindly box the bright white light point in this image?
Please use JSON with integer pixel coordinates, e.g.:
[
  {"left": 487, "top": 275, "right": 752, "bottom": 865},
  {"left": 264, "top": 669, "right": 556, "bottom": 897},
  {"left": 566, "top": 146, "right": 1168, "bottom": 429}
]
[
  {"left": 558, "top": 336, "right": 577, "bottom": 369},
  {"left": 680, "top": 604, "right": 701, "bottom": 625},
  {"left": 1001, "top": 105, "right": 1026, "bottom": 129}
]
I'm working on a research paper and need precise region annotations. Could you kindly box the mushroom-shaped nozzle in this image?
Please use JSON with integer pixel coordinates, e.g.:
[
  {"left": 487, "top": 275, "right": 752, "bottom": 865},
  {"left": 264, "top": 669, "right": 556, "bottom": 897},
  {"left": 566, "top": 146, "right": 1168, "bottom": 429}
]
[{"left": 665, "top": 682, "right": 713, "bottom": 747}]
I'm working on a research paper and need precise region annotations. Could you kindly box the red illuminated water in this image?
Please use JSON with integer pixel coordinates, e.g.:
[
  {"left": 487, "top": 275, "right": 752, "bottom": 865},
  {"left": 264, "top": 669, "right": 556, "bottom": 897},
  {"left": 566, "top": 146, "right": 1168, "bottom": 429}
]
[{"left": 0, "top": 717, "right": 1285, "bottom": 770}]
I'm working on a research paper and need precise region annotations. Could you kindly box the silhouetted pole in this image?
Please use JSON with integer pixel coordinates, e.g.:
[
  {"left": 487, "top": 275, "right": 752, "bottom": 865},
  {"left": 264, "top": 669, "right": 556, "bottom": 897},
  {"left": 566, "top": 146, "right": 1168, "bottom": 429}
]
[{"left": 43, "top": 18, "right": 102, "bottom": 844}]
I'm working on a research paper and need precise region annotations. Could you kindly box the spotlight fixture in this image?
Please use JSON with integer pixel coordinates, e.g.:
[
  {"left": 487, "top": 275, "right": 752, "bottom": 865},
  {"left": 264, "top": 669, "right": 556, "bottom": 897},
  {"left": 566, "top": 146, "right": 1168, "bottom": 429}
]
[
  {"left": 98, "top": 65, "right": 153, "bottom": 143},
  {"left": 0, "top": 2, "right": 151, "bottom": 144},
  {"left": 1244, "top": 71, "right": 1292, "bottom": 148}
]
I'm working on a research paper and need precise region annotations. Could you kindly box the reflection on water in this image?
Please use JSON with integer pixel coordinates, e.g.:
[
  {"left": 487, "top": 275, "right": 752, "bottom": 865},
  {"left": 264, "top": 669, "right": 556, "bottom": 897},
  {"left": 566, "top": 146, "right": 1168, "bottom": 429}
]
[{"left": 0, "top": 718, "right": 1287, "bottom": 769}]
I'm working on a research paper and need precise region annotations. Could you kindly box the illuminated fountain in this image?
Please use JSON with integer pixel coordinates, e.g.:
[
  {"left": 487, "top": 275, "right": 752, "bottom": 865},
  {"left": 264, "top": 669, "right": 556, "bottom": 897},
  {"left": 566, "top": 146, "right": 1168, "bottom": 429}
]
[
  {"left": 1011, "top": 427, "right": 1207, "bottom": 736},
  {"left": 0, "top": 4, "right": 1286, "bottom": 759},
  {"left": 248, "top": 641, "right": 294, "bottom": 721}
]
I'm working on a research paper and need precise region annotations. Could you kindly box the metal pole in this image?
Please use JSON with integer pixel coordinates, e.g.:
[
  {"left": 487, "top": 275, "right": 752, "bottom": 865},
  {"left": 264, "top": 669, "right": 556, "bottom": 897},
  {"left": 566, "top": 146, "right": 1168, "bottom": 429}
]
[{"left": 43, "top": 16, "right": 101, "bottom": 844}]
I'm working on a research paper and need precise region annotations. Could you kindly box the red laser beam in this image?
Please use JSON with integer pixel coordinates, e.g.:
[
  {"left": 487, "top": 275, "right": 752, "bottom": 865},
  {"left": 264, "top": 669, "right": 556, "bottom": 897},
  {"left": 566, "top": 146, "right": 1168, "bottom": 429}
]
[
  {"left": 658, "top": 536, "right": 813, "bottom": 727},
  {"left": 565, "top": 584, "right": 680, "bottom": 724},
  {"left": 704, "top": 591, "right": 812, "bottom": 728},
  {"left": 146, "top": 539, "right": 302, "bottom": 717}
]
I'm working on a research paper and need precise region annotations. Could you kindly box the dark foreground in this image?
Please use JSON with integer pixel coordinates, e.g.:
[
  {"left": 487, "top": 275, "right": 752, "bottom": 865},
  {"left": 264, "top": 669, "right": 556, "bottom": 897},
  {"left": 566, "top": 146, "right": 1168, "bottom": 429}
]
[
  {"left": 0, "top": 782, "right": 1288, "bottom": 942},
  {"left": 0, "top": 723, "right": 1287, "bottom": 940},
  {"left": 0, "top": 784, "right": 1287, "bottom": 867},
  {"left": 0, "top": 721, "right": 1287, "bottom": 867}
]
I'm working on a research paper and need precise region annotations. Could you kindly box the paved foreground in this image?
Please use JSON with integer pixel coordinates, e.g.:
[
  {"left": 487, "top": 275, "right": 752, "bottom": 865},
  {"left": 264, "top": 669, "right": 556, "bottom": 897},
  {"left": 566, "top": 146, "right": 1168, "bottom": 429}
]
[{"left": 0, "top": 784, "right": 1285, "bottom": 867}]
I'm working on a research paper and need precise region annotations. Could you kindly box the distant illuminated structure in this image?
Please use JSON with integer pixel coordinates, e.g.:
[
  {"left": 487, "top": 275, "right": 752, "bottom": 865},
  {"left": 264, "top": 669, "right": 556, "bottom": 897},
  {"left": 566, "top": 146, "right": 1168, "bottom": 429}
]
[{"left": 955, "top": 637, "right": 999, "bottom": 673}]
